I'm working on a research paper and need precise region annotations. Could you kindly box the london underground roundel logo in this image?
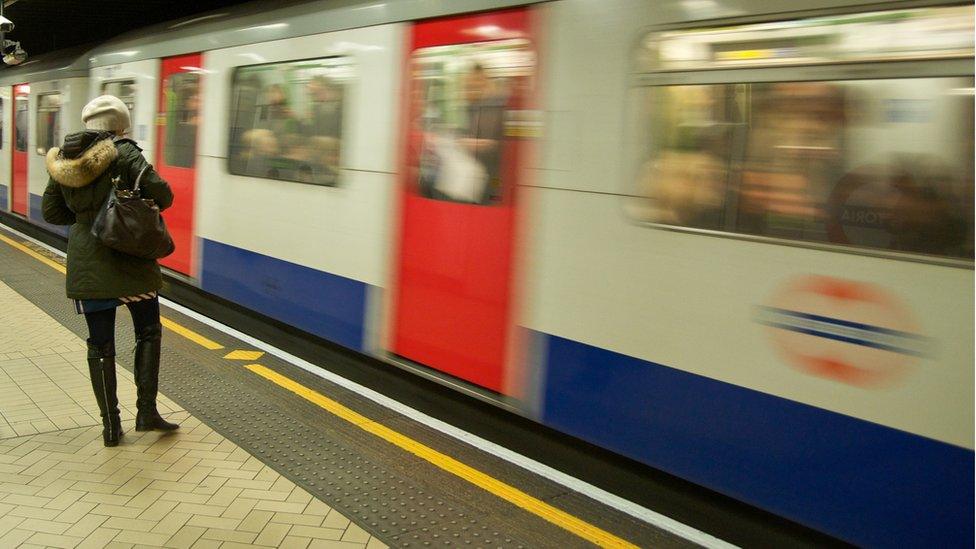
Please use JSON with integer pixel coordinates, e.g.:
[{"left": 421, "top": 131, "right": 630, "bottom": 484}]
[{"left": 757, "top": 275, "right": 930, "bottom": 388}]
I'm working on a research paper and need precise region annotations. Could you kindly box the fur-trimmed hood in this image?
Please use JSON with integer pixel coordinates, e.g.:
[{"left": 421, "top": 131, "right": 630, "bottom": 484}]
[{"left": 46, "top": 138, "right": 117, "bottom": 188}]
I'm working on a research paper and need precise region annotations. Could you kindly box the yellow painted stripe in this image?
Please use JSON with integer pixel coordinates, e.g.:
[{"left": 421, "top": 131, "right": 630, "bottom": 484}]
[
  {"left": 0, "top": 232, "right": 67, "bottom": 274},
  {"left": 0, "top": 230, "right": 223, "bottom": 350},
  {"left": 4, "top": 228, "right": 636, "bottom": 546},
  {"left": 160, "top": 317, "right": 224, "bottom": 350},
  {"left": 246, "top": 363, "right": 639, "bottom": 549}
]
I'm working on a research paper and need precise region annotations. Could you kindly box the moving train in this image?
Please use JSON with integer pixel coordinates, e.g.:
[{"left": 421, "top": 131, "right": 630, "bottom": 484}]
[{"left": 1, "top": 0, "right": 972, "bottom": 546}]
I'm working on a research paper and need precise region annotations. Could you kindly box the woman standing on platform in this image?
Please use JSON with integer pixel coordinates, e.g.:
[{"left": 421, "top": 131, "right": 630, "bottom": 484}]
[{"left": 41, "top": 95, "right": 180, "bottom": 447}]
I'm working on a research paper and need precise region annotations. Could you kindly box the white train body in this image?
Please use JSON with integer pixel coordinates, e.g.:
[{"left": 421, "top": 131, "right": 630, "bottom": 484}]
[{"left": 0, "top": 1, "right": 971, "bottom": 546}]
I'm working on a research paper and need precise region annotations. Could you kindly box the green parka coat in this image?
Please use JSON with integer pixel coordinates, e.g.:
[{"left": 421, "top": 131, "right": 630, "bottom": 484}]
[{"left": 41, "top": 136, "right": 174, "bottom": 300}]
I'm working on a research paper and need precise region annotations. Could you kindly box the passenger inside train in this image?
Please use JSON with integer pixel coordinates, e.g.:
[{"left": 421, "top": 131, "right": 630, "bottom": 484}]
[
  {"left": 632, "top": 77, "right": 974, "bottom": 259},
  {"left": 228, "top": 63, "right": 346, "bottom": 186}
]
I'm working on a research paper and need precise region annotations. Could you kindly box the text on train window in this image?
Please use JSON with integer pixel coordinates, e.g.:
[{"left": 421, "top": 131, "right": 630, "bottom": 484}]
[
  {"left": 164, "top": 73, "right": 200, "bottom": 168},
  {"left": 228, "top": 57, "right": 351, "bottom": 186},
  {"left": 409, "top": 39, "right": 535, "bottom": 205},
  {"left": 36, "top": 93, "right": 62, "bottom": 156}
]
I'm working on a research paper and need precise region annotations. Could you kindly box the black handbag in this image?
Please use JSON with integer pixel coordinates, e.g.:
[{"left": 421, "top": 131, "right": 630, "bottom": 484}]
[{"left": 91, "top": 163, "right": 175, "bottom": 260}]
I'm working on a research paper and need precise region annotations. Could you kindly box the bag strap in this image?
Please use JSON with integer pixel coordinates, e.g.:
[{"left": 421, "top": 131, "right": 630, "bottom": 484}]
[
  {"left": 132, "top": 165, "right": 149, "bottom": 193},
  {"left": 109, "top": 135, "right": 150, "bottom": 194}
]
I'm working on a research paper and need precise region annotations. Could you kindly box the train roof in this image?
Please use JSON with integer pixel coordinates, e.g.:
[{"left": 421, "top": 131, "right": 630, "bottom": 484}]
[
  {"left": 87, "top": 0, "right": 540, "bottom": 68},
  {"left": 0, "top": 44, "right": 92, "bottom": 85}
]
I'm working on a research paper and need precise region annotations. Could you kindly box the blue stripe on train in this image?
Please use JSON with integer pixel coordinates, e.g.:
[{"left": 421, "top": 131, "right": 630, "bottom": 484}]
[
  {"left": 29, "top": 193, "right": 69, "bottom": 238},
  {"left": 0, "top": 184, "right": 7, "bottom": 211},
  {"left": 200, "top": 238, "right": 367, "bottom": 352},
  {"left": 538, "top": 332, "right": 973, "bottom": 548}
]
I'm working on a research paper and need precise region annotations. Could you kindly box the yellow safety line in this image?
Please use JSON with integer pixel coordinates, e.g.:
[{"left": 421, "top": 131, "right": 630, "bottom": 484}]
[
  {"left": 0, "top": 232, "right": 67, "bottom": 274},
  {"left": 160, "top": 317, "right": 224, "bottom": 350},
  {"left": 246, "top": 363, "right": 640, "bottom": 549},
  {"left": 3, "top": 228, "right": 636, "bottom": 547},
  {"left": 0, "top": 230, "right": 223, "bottom": 350}
]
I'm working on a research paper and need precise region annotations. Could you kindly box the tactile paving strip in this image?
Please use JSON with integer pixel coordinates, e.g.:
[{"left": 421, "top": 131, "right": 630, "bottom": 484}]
[{"left": 0, "top": 235, "right": 695, "bottom": 549}]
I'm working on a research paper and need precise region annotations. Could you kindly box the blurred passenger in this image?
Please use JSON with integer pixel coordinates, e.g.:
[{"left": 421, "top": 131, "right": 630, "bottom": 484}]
[
  {"left": 271, "top": 133, "right": 311, "bottom": 181},
  {"left": 634, "top": 134, "right": 725, "bottom": 227},
  {"left": 229, "top": 73, "right": 262, "bottom": 161},
  {"left": 15, "top": 99, "right": 27, "bottom": 149},
  {"left": 305, "top": 76, "right": 343, "bottom": 139},
  {"left": 885, "top": 157, "right": 969, "bottom": 256},
  {"left": 737, "top": 82, "right": 846, "bottom": 239},
  {"left": 459, "top": 63, "right": 505, "bottom": 203},
  {"left": 231, "top": 128, "right": 277, "bottom": 177},
  {"left": 633, "top": 87, "right": 731, "bottom": 229},
  {"left": 310, "top": 136, "right": 340, "bottom": 186},
  {"left": 258, "top": 83, "right": 299, "bottom": 135},
  {"left": 168, "top": 81, "right": 199, "bottom": 167}
]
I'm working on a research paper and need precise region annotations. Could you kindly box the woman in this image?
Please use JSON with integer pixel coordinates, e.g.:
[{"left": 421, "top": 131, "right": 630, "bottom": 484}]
[{"left": 42, "top": 95, "right": 179, "bottom": 447}]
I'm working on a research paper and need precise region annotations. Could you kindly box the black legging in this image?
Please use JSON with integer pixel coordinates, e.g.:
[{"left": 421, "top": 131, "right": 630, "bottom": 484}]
[{"left": 84, "top": 298, "right": 160, "bottom": 346}]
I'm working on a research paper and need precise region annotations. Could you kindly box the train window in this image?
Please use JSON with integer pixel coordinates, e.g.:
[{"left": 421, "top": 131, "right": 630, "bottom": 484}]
[
  {"left": 100, "top": 80, "right": 136, "bottom": 112},
  {"left": 164, "top": 73, "right": 199, "bottom": 168},
  {"left": 14, "top": 95, "right": 27, "bottom": 152},
  {"left": 228, "top": 57, "right": 352, "bottom": 186},
  {"left": 36, "top": 93, "right": 62, "bottom": 156},
  {"left": 631, "top": 5, "right": 975, "bottom": 261},
  {"left": 410, "top": 39, "right": 535, "bottom": 205}
]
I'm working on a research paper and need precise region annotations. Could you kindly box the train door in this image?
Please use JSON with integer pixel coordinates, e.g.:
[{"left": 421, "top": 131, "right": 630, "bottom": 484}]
[
  {"left": 155, "top": 54, "right": 202, "bottom": 276},
  {"left": 10, "top": 83, "right": 28, "bottom": 216},
  {"left": 391, "top": 9, "right": 536, "bottom": 392}
]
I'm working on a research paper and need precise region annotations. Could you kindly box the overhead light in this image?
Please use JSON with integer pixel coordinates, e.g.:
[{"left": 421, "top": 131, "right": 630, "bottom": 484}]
[
  {"left": 239, "top": 23, "right": 288, "bottom": 32},
  {"left": 169, "top": 13, "right": 229, "bottom": 29},
  {"left": 179, "top": 65, "right": 213, "bottom": 74}
]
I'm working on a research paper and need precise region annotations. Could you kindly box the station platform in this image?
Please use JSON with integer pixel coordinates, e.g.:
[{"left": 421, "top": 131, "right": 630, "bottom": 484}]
[{"left": 0, "top": 224, "right": 707, "bottom": 549}]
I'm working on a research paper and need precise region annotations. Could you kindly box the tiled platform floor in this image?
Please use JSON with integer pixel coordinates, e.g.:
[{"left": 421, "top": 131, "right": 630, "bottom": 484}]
[{"left": 0, "top": 281, "right": 387, "bottom": 549}]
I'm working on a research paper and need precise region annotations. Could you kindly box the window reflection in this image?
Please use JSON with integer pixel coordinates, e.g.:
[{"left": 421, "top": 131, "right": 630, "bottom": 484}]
[
  {"left": 100, "top": 80, "right": 136, "bottom": 111},
  {"left": 164, "top": 73, "right": 200, "bottom": 168},
  {"left": 15, "top": 96, "right": 28, "bottom": 152},
  {"left": 411, "top": 39, "right": 534, "bottom": 205},
  {"left": 36, "top": 94, "right": 61, "bottom": 156},
  {"left": 228, "top": 57, "right": 350, "bottom": 186},
  {"left": 631, "top": 79, "right": 974, "bottom": 259}
]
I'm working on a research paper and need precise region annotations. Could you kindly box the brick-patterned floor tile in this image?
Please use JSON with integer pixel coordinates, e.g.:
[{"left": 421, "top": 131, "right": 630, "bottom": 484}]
[
  {"left": 254, "top": 521, "right": 293, "bottom": 547},
  {"left": 62, "top": 514, "right": 109, "bottom": 539},
  {"left": 288, "top": 525, "right": 345, "bottom": 541},
  {"left": 281, "top": 535, "right": 313, "bottom": 549},
  {"left": 164, "top": 525, "right": 206, "bottom": 549},
  {"left": 0, "top": 280, "right": 382, "bottom": 549},
  {"left": 25, "top": 531, "right": 84, "bottom": 548}
]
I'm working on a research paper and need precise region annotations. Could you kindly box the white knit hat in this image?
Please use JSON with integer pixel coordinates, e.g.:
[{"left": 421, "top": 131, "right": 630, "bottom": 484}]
[{"left": 82, "top": 95, "right": 131, "bottom": 133}]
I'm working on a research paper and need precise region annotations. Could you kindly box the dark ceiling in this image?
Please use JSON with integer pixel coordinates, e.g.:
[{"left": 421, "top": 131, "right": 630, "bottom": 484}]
[{"left": 1, "top": 0, "right": 256, "bottom": 62}]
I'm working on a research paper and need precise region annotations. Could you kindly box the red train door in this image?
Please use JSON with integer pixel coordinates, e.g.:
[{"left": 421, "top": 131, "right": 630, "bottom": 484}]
[
  {"left": 11, "top": 84, "right": 28, "bottom": 216},
  {"left": 391, "top": 9, "right": 536, "bottom": 392},
  {"left": 155, "top": 54, "right": 202, "bottom": 276}
]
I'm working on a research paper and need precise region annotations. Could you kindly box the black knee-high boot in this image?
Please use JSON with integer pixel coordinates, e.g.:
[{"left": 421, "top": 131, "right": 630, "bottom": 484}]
[
  {"left": 87, "top": 340, "right": 123, "bottom": 447},
  {"left": 134, "top": 323, "right": 179, "bottom": 431}
]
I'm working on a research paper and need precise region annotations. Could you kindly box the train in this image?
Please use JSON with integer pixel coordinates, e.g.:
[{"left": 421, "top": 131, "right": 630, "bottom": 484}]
[{"left": 0, "top": 0, "right": 972, "bottom": 546}]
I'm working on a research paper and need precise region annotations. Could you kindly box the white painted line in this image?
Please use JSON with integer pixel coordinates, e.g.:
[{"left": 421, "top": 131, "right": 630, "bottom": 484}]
[{"left": 2, "top": 223, "right": 737, "bottom": 549}]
